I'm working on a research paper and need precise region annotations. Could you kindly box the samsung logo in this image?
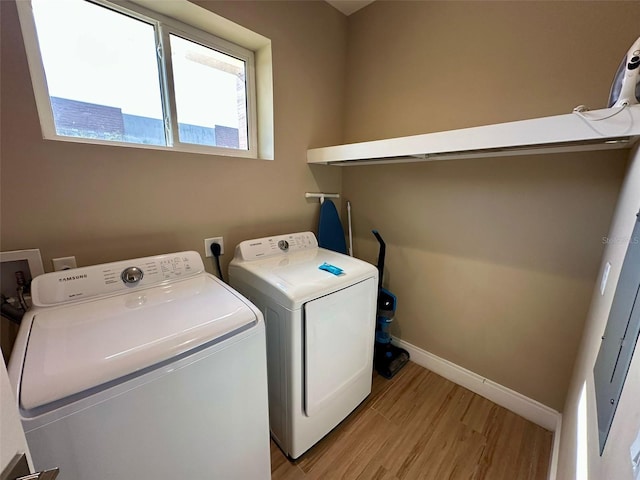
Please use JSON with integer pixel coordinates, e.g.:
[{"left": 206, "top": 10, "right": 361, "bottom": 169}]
[{"left": 58, "top": 274, "right": 88, "bottom": 282}]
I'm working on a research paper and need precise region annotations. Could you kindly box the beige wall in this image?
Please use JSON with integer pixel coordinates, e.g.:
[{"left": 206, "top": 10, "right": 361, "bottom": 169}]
[
  {"left": 342, "top": 1, "right": 640, "bottom": 142},
  {"left": 557, "top": 146, "right": 640, "bottom": 479},
  {"left": 0, "top": 0, "right": 346, "bottom": 356},
  {"left": 0, "top": 2, "right": 345, "bottom": 280},
  {"left": 340, "top": 1, "right": 640, "bottom": 410}
]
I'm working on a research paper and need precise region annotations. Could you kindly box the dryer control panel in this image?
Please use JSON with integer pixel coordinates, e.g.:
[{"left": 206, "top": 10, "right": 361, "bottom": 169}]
[
  {"left": 234, "top": 232, "right": 318, "bottom": 261},
  {"left": 31, "top": 251, "right": 205, "bottom": 307}
]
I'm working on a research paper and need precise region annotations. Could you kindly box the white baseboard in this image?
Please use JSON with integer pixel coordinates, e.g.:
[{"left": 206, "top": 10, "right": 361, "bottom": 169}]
[{"left": 392, "top": 338, "right": 562, "bottom": 480}]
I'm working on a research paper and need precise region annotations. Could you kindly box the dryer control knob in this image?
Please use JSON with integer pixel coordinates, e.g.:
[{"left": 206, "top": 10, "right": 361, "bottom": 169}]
[
  {"left": 121, "top": 266, "right": 144, "bottom": 285},
  {"left": 278, "top": 240, "right": 289, "bottom": 251}
]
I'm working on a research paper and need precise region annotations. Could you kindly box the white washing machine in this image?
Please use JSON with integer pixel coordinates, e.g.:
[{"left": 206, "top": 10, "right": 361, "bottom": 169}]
[
  {"left": 8, "top": 251, "right": 271, "bottom": 479},
  {"left": 229, "top": 232, "right": 378, "bottom": 459}
]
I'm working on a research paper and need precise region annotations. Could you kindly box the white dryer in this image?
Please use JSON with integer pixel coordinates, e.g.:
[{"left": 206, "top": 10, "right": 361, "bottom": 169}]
[
  {"left": 229, "top": 232, "right": 378, "bottom": 459},
  {"left": 8, "top": 251, "right": 271, "bottom": 479}
]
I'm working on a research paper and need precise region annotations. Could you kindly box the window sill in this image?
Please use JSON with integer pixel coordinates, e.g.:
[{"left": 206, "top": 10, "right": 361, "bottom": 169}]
[{"left": 41, "top": 133, "right": 273, "bottom": 161}]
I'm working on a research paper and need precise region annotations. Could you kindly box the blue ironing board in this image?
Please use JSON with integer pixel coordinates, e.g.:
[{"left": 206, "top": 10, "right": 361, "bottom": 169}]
[{"left": 317, "top": 199, "right": 347, "bottom": 254}]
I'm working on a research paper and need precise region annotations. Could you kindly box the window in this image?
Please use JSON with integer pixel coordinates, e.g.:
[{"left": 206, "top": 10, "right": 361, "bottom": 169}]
[{"left": 19, "top": 0, "right": 258, "bottom": 157}]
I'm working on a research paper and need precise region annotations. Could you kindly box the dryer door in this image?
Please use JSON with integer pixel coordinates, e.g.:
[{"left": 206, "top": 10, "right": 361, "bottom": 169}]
[{"left": 304, "top": 277, "right": 376, "bottom": 416}]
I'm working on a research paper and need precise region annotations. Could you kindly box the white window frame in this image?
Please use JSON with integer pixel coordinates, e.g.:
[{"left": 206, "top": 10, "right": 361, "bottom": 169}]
[{"left": 16, "top": 0, "right": 259, "bottom": 159}]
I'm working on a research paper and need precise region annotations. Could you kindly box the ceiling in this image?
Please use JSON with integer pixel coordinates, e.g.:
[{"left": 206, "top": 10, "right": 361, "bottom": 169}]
[{"left": 325, "top": 0, "right": 375, "bottom": 16}]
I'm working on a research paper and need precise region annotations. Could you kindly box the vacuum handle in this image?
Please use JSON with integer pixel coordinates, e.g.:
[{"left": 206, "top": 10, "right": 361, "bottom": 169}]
[{"left": 372, "top": 230, "right": 385, "bottom": 290}]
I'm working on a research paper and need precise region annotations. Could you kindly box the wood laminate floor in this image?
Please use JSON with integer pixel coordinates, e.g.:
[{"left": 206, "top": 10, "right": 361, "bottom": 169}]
[{"left": 270, "top": 361, "right": 552, "bottom": 480}]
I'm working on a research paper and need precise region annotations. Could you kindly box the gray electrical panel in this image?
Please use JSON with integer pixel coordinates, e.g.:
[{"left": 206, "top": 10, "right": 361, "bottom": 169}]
[{"left": 594, "top": 211, "right": 640, "bottom": 454}]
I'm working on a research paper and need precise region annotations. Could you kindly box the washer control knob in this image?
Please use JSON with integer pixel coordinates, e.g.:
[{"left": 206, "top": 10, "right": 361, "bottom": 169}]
[{"left": 121, "top": 266, "right": 144, "bottom": 285}]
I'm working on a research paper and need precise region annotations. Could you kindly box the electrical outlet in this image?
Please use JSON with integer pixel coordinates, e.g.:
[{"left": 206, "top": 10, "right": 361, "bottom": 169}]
[
  {"left": 52, "top": 256, "right": 77, "bottom": 271},
  {"left": 204, "top": 237, "right": 224, "bottom": 257}
]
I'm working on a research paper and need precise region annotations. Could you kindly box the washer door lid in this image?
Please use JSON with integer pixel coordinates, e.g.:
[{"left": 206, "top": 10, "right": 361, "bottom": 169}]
[{"left": 19, "top": 275, "right": 257, "bottom": 411}]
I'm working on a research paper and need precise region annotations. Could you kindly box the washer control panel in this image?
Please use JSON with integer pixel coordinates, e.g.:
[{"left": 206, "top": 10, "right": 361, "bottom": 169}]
[
  {"left": 234, "top": 232, "right": 318, "bottom": 261},
  {"left": 31, "top": 251, "right": 205, "bottom": 307}
]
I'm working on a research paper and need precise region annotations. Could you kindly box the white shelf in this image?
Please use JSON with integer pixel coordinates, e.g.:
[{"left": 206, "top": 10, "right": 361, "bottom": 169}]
[{"left": 307, "top": 105, "right": 640, "bottom": 166}]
